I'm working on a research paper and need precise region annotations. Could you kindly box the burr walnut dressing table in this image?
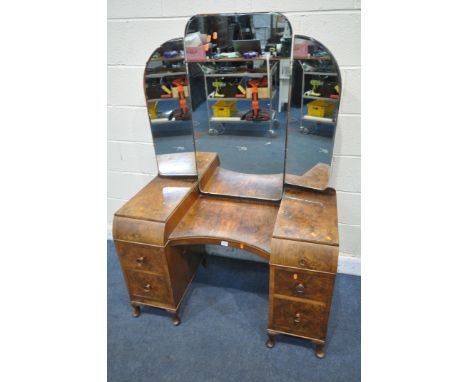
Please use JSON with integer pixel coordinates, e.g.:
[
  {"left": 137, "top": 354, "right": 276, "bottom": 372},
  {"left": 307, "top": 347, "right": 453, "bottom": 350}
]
[{"left": 113, "top": 13, "right": 342, "bottom": 359}]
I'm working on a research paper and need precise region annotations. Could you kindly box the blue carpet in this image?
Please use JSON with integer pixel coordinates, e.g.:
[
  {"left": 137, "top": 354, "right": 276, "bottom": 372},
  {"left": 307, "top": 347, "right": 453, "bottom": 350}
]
[{"left": 108, "top": 240, "right": 360, "bottom": 381}]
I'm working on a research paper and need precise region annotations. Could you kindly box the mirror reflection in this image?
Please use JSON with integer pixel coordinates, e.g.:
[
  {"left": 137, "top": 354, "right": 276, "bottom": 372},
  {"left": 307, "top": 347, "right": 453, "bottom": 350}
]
[
  {"left": 144, "top": 38, "right": 197, "bottom": 176},
  {"left": 286, "top": 35, "right": 341, "bottom": 190},
  {"left": 184, "top": 13, "right": 292, "bottom": 201}
]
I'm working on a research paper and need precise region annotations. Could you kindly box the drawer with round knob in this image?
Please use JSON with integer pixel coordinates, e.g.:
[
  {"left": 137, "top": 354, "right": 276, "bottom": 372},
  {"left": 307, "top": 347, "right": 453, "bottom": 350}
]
[
  {"left": 271, "top": 296, "right": 328, "bottom": 340},
  {"left": 125, "top": 269, "right": 171, "bottom": 303},
  {"left": 270, "top": 238, "right": 338, "bottom": 273},
  {"left": 273, "top": 266, "right": 334, "bottom": 303},
  {"left": 115, "top": 241, "right": 166, "bottom": 275}
]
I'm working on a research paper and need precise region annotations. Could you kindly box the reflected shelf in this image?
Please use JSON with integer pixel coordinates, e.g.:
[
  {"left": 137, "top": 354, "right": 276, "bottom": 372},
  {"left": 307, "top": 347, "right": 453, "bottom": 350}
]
[
  {"left": 302, "top": 115, "right": 335, "bottom": 124},
  {"left": 210, "top": 110, "right": 276, "bottom": 123},
  {"left": 149, "top": 56, "right": 185, "bottom": 62},
  {"left": 187, "top": 57, "right": 283, "bottom": 63},
  {"left": 207, "top": 89, "right": 277, "bottom": 102},
  {"left": 146, "top": 72, "right": 187, "bottom": 79},
  {"left": 295, "top": 55, "right": 332, "bottom": 60},
  {"left": 204, "top": 71, "right": 270, "bottom": 78},
  {"left": 302, "top": 95, "right": 339, "bottom": 102},
  {"left": 151, "top": 118, "right": 191, "bottom": 123},
  {"left": 303, "top": 72, "right": 338, "bottom": 76},
  {"left": 201, "top": 62, "right": 278, "bottom": 78},
  {"left": 147, "top": 97, "right": 191, "bottom": 102}
]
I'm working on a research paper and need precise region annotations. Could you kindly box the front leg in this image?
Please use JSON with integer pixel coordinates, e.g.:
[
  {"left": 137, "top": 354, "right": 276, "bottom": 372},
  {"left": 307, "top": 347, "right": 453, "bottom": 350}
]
[
  {"left": 131, "top": 303, "right": 141, "bottom": 318},
  {"left": 166, "top": 309, "right": 181, "bottom": 326},
  {"left": 265, "top": 331, "right": 277, "bottom": 348},
  {"left": 314, "top": 343, "right": 326, "bottom": 359}
]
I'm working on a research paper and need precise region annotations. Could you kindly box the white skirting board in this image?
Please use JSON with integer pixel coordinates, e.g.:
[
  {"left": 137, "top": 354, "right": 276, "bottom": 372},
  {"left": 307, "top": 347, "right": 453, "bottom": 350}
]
[{"left": 107, "top": 226, "right": 361, "bottom": 276}]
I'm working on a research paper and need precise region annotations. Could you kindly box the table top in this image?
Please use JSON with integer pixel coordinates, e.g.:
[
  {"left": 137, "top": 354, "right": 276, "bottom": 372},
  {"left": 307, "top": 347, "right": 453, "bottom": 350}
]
[
  {"left": 273, "top": 188, "right": 338, "bottom": 246},
  {"left": 169, "top": 195, "right": 279, "bottom": 259},
  {"left": 114, "top": 152, "right": 218, "bottom": 223}
]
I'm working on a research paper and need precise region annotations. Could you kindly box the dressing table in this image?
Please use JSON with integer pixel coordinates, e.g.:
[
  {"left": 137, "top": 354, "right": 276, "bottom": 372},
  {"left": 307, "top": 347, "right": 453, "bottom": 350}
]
[{"left": 113, "top": 13, "right": 342, "bottom": 359}]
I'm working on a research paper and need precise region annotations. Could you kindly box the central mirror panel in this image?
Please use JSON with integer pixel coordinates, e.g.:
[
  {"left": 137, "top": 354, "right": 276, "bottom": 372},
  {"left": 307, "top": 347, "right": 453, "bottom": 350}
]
[
  {"left": 144, "top": 38, "right": 197, "bottom": 176},
  {"left": 184, "top": 13, "right": 292, "bottom": 201}
]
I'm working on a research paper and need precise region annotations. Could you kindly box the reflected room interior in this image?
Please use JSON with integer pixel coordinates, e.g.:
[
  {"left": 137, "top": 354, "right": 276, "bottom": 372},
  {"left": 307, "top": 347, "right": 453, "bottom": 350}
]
[
  {"left": 144, "top": 38, "right": 197, "bottom": 176},
  {"left": 143, "top": 22, "right": 341, "bottom": 196},
  {"left": 285, "top": 35, "right": 341, "bottom": 190},
  {"left": 184, "top": 13, "right": 292, "bottom": 201}
]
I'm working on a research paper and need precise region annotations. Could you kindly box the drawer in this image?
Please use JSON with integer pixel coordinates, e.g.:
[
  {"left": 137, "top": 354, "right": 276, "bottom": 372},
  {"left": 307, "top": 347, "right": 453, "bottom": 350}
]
[
  {"left": 270, "top": 238, "right": 338, "bottom": 273},
  {"left": 271, "top": 297, "right": 327, "bottom": 340},
  {"left": 125, "top": 269, "right": 172, "bottom": 303},
  {"left": 273, "top": 267, "right": 334, "bottom": 303},
  {"left": 115, "top": 241, "right": 166, "bottom": 275}
]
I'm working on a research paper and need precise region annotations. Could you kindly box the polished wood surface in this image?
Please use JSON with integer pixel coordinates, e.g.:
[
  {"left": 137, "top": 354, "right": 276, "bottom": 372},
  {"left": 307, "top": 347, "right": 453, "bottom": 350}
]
[
  {"left": 201, "top": 167, "right": 283, "bottom": 201},
  {"left": 267, "top": 186, "right": 339, "bottom": 358},
  {"left": 114, "top": 152, "right": 220, "bottom": 247},
  {"left": 270, "top": 296, "right": 327, "bottom": 340},
  {"left": 285, "top": 162, "right": 330, "bottom": 190},
  {"left": 113, "top": 216, "right": 166, "bottom": 246},
  {"left": 115, "top": 177, "right": 194, "bottom": 223},
  {"left": 113, "top": 166, "right": 340, "bottom": 359},
  {"left": 169, "top": 195, "right": 279, "bottom": 259},
  {"left": 273, "top": 187, "right": 338, "bottom": 246},
  {"left": 195, "top": 152, "right": 219, "bottom": 180},
  {"left": 164, "top": 246, "right": 202, "bottom": 307},
  {"left": 270, "top": 238, "right": 339, "bottom": 273},
  {"left": 115, "top": 152, "right": 218, "bottom": 223},
  {"left": 116, "top": 243, "right": 201, "bottom": 326},
  {"left": 126, "top": 269, "right": 172, "bottom": 302},
  {"left": 115, "top": 241, "right": 166, "bottom": 275},
  {"left": 273, "top": 266, "right": 335, "bottom": 303}
]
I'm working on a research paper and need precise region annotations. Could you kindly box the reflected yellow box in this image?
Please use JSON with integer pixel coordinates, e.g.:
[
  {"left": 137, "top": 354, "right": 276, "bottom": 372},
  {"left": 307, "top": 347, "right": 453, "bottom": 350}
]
[
  {"left": 307, "top": 100, "right": 334, "bottom": 118},
  {"left": 212, "top": 100, "right": 237, "bottom": 117}
]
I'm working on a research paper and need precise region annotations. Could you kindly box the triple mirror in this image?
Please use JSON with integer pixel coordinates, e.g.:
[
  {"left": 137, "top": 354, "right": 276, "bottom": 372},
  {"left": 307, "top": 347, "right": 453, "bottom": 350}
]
[{"left": 143, "top": 14, "right": 341, "bottom": 200}]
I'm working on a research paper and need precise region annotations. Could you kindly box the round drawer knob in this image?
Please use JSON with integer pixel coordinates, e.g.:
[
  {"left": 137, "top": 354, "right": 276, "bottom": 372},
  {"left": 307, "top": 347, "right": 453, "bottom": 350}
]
[
  {"left": 299, "top": 258, "right": 306, "bottom": 267},
  {"left": 136, "top": 256, "right": 145, "bottom": 266},
  {"left": 143, "top": 284, "right": 152, "bottom": 293},
  {"left": 295, "top": 283, "right": 305, "bottom": 294},
  {"left": 293, "top": 313, "right": 301, "bottom": 324}
]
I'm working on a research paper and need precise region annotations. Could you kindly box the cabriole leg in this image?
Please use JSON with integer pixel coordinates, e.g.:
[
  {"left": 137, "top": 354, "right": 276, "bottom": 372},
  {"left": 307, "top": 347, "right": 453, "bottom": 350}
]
[
  {"left": 131, "top": 303, "right": 141, "bottom": 318},
  {"left": 314, "top": 343, "right": 326, "bottom": 359},
  {"left": 167, "top": 310, "right": 181, "bottom": 326},
  {"left": 265, "top": 332, "right": 276, "bottom": 348}
]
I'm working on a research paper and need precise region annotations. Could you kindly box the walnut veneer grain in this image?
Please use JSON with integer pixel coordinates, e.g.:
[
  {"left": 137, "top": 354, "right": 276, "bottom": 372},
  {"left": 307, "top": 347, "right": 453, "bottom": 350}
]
[
  {"left": 273, "top": 187, "right": 338, "bottom": 246},
  {"left": 169, "top": 195, "right": 279, "bottom": 259},
  {"left": 112, "top": 155, "right": 340, "bottom": 359}
]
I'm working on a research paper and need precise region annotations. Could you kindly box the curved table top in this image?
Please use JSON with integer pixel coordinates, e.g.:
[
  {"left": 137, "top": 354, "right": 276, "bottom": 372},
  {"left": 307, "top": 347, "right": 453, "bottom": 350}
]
[{"left": 169, "top": 195, "right": 279, "bottom": 259}]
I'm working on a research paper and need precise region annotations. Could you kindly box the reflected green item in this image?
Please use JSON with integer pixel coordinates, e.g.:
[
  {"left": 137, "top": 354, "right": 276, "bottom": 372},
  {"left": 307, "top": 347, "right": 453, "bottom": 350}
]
[
  {"left": 310, "top": 79, "right": 323, "bottom": 96},
  {"left": 213, "top": 80, "right": 226, "bottom": 97}
]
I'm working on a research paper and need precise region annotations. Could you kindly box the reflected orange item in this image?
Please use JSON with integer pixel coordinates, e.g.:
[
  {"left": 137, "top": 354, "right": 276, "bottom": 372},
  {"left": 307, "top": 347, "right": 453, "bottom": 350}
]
[
  {"left": 172, "top": 78, "right": 187, "bottom": 115},
  {"left": 248, "top": 79, "right": 260, "bottom": 118}
]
